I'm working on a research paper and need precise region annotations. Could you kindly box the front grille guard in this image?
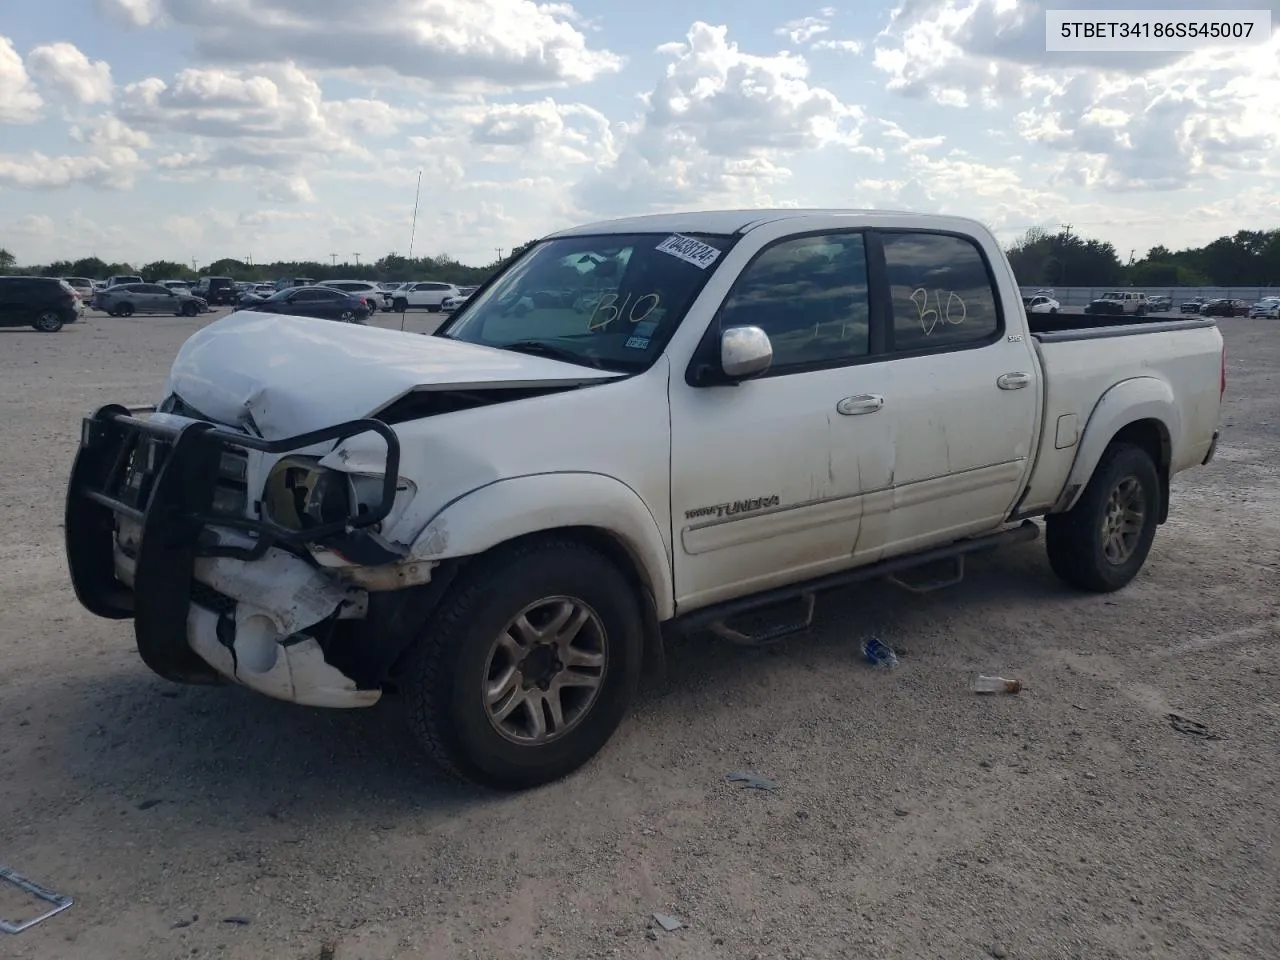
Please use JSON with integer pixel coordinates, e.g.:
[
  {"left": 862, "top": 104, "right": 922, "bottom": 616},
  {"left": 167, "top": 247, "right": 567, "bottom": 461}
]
[{"left": 74, "top": 404, "right": 402, "bottom": 563}]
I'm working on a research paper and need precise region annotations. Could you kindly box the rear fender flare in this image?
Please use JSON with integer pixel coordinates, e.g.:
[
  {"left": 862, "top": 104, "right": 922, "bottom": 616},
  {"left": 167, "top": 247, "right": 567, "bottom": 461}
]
[
  {"left": 408, "top": 473, "right": 675, "bottom": 619},
  {"left": 1055, "top": 377, "right": 1179, "bottom": 514}
]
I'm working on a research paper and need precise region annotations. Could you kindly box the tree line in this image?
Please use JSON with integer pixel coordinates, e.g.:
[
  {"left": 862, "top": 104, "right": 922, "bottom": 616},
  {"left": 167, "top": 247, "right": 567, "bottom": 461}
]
[
  {"left": 1005, "top": 226, "right": 1280, "bottom": 288},
  {"left": 0, "top": 242, "right": 539, "bottom": 287},
  {"left": 4, "top": 226, "right": 1278, "bottom": 288}
]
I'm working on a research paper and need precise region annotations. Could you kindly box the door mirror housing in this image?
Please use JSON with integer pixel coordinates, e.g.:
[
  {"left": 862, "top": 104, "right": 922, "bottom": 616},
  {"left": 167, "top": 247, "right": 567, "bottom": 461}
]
[{"left": 720, "top": 325, "right": 773, "bottom": 381}]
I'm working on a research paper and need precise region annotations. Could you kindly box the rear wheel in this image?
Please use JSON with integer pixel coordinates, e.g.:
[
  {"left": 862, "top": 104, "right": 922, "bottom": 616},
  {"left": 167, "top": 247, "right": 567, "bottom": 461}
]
[
  {"left": 398, "top": 538, "right": 644, "bottom": 790},
  {"left": 339, "top": 309, "right": 356, "bottom": 323},
  {"left": 1046, "top": 442, "right": 1160, "bottom": 593},
  {"left": 32, "top": 311, "right": 64, "bottom": 332},
  {"left": 117, "top": 302, "right": 135, "bottom": 317},
  {"left": 393, "top": 297, "right": 408, "bottom": 312}
]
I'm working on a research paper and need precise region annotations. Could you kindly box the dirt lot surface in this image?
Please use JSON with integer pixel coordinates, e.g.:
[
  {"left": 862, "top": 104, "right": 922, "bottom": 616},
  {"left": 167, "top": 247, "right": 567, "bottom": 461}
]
[{"left": 1, "top": 309, "right": 1276, "bottom": 960}]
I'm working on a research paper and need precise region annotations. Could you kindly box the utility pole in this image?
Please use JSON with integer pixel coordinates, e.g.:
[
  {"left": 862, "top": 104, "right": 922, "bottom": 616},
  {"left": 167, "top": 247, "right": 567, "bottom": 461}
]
[
  {"left": 1057, "top": 223, "right": 1073, "bottom": 286},
  {"left": 407, "top": 168, "right": 422, "bottom": 261},
  {"left": 495, "top": 247, "right": 505, "bottom": 261},
  {"left": 329, "top": 253, "right": 338, "bottom": 267},
  {"left": 353, "top": 253, "right": 361, "bottom": 267}
]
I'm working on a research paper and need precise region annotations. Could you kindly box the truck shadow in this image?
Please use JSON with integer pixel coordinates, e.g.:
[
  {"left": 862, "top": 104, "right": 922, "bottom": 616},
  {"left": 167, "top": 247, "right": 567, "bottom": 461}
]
[{"left": 36, "top": 541, "right": 1072, "bottom": 816}]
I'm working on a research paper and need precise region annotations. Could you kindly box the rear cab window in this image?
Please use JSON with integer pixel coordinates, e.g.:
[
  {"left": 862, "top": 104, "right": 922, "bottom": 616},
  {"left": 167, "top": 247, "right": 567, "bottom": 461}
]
[{"left": 880, "top": 231, "right": 1002, "bottom": 353}]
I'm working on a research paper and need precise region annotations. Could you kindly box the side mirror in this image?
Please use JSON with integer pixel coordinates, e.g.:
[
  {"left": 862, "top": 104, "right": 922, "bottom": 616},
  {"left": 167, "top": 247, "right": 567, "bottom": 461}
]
[{"left": 720, "top": 325, "right": 772, "bottom": 380}]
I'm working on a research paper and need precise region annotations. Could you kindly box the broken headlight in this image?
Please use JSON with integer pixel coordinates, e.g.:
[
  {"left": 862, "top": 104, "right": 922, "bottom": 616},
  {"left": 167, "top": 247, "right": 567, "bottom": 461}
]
[{"left": 262, "top": 457, "right": 355, "bottom": 531}]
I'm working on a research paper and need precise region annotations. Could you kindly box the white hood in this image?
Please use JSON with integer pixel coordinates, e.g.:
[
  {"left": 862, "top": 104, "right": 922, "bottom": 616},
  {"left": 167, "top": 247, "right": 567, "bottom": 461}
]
[{"left": 162, "top": 310, "right": 619, "bottom": 438}]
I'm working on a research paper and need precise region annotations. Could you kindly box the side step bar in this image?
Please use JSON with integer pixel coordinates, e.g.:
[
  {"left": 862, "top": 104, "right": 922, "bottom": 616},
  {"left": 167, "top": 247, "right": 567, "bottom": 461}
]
[{"left": 674, "top": 520, "right": 1041, "bottom": 643}]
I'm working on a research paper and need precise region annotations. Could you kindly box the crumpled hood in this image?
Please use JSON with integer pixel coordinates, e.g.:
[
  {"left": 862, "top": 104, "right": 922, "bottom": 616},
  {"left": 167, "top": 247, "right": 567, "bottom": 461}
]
[{"left": 161, "top": 310, "right": 619, "bottom": 438}]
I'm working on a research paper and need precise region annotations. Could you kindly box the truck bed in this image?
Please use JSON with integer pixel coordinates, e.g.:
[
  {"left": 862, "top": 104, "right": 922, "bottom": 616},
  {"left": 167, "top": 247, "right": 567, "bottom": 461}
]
[{"left": 1015, "top": 316, "right": 1223, "bottom": 515}]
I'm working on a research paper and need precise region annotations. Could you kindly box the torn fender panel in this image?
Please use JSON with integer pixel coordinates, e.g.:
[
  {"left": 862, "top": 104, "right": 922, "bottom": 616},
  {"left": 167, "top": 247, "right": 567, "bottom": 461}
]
[{"left": 192, "top": 546, "right": 366, "bottom": 636}]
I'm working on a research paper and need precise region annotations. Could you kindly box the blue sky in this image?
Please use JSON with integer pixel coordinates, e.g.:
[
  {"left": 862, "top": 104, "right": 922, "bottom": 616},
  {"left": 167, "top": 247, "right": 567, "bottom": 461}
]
[{"left": 2, "top": 0, "right": 1278, "bottom": 268}]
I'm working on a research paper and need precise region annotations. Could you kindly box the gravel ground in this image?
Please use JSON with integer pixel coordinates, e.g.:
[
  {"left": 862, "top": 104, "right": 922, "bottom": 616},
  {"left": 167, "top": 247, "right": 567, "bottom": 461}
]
[{"left": 1, "top": 308, "right": 1276, "bottom": 960}]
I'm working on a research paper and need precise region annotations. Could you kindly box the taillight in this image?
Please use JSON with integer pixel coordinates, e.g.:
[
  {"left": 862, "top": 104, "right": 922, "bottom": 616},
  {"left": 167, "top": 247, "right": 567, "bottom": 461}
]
[{"left": 1220, "top": 345, "right": 1226, "bottom": 400}]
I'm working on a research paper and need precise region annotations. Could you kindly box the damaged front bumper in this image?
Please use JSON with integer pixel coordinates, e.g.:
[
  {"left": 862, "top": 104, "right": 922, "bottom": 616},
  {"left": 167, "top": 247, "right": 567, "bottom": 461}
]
[{"left": 65, "top": 404, "right": 431, "bottom": 707}]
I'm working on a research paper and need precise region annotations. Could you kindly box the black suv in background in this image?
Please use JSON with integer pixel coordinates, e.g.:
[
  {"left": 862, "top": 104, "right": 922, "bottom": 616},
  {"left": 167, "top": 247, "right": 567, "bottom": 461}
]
[
  {"left": 0, "top": 276, "right": 80, "bottom": 332},
  {"left": 192, "top": 276, "right": 237, "bottom": 305}
]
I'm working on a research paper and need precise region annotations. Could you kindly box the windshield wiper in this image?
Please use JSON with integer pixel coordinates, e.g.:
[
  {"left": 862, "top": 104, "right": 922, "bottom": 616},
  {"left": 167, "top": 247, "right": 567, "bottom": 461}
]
[{"left": 500, "top": 340, "right": 605, "bottom": 369}]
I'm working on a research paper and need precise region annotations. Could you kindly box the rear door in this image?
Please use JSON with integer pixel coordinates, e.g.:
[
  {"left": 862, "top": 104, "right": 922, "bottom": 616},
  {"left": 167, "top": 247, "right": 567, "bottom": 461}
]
[{"left": 852, "top": 229, "right": 1040, "bottom": 562}]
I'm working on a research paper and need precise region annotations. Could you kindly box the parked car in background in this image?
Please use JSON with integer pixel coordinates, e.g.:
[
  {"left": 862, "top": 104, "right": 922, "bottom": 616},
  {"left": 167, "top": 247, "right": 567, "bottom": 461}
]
[
  {"left": 1147, "top": 295, "right": 1173, "bottom": 312},
  {"left": 105, "top": 274, "right": 143, "bottom": 288},
  {"left": 242, "top": 285, "right": 372, "bottom": 323},
  {"left": 391, "top": 280, "right": 460, "bottom": 312},
  {"left": 1084, "top": 291, "right": 1149, "bottom": 316},
  {"left": 234, "top": 282, "right": 277, "bottom": 306},
  {"left": 94, "top": 283, "right": 209, "bottom": 317},
  {"left": 0, "top": 276, "right": 80, "bottom": 331},
  {"left": 320, "top": 279, "right": 391, "bottom": 311},
  {"left": 1180, "top": 297, "right": 1207, "bottom": 313},
  {"left": 1023, "top": 294, "right": 1060, "bottom": 314},
  {"left": 1200, "top": 299, "right": 1250, "bottom": 317},
  {"left": 1248, "top": 297, "right": 1280, "bottom": 318},
  {"left": 274, "top": 277, "right": 317, "bottom": 291},
  {"left": 61, "top": 277, "right": 96, "bottom": 299},
  {"left": 192, "top": 276, "right": 237, "bottom": 306}
]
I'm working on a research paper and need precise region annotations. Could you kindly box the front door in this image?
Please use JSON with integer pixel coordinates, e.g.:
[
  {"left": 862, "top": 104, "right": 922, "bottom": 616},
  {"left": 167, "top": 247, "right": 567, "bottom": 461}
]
[
  {"left": 669, "top": 230, "right": 895, "bottom": 612},
  {"left": 852, "top": 229, "right": 1040, "bottom": 562}
]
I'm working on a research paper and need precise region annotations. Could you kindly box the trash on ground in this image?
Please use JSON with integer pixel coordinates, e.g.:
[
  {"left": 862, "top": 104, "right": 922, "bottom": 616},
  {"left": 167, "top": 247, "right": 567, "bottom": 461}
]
[
  {"left": 223, "top": 916, "right": 253, "bottom": 925},
  {"left": 861, "top": 637, "right": 899, "bottom": 669},
  {"left": 725, "top": 771, "right": 780, "bottom": 791},
  {"left": 971, "top": 675, "right": 1023, "bottom": 694},
  {"left": 0, "top": 866, "right": 74, "bottom": 935},
  {"left": 1168, "top": 712, "right": 1222, "bottom": 740},
  {"left": 652, "top": 912, "right": 683, "bottom": 932}
]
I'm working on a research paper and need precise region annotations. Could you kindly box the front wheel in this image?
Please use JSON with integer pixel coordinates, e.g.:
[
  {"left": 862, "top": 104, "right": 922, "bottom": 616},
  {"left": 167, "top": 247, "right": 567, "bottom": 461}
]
[
  {"left": 397, "top": 539, "right": 644, "bottom": 790},
  {"left": 393, "top": 297, "right": 408, "bottom": 312},
  {"left": 1046, "top": 442, "right": 1160, "bottom": 593},
  {"left": 181, "top": 302, "right": 198, "bottom": 317},
  {"left": 32, "top": 311, "right": 64, "bottom": 332},
  {"left": 116, "top": 302, "right": 135, "bottom": 317}
]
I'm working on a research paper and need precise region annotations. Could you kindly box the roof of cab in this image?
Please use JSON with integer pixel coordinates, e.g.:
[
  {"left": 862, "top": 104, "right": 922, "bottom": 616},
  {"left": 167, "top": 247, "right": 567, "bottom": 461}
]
[{"left": 543, "top": 208, "right": 991, "bottom": 240}]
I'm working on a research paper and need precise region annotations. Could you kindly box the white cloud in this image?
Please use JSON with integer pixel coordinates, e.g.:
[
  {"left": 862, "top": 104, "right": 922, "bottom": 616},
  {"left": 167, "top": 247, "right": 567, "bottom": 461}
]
[
  {"left": 69, "top": 115, "right": 152, "bottom": 150},
  {"left": 812, "top": 39, "right": 863, "bottom": 54},
  {"left": 574, "top": 22, "right": 863, "bottom": 217},
  {"left": 0, "top": 36, "right": 43, "bottom": 123},
  {"left": 95, "top": 0, "right": 163, "bottom": 27},
  {"left": 875, "top": 0, "right": 1280, "bottom": 191},
  {"left": 0, "top": 147, "right": 146, "bottom": 190},
  {"left": 257, "top": 173, "right": 315, "bottom": 203},
  {"left": 774, "top": 9, "right": 837, "bottom": 45},
  {"left": 26, "top": 42, "right": 114, "bottom": 104},
  {"left": 101, "top": 0, "right": 623, "bottom": 91}
]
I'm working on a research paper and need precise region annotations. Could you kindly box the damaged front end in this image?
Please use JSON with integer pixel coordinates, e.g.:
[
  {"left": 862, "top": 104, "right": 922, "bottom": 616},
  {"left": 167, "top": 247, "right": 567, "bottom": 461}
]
[{"left": 65, "top": 404, "right": 438, "bottom": 707}]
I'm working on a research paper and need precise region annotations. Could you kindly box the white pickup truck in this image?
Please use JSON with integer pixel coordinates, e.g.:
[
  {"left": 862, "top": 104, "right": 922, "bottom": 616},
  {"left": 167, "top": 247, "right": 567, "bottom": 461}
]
[{"left": 66, "top": 210, "right": 1225, "bottom": 790}]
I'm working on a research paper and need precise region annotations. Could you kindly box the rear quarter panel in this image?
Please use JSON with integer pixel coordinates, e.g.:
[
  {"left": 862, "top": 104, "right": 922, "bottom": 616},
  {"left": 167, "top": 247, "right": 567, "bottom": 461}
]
[{"left": 1018, "top": 323, "right": 1224, "bottom": 514}]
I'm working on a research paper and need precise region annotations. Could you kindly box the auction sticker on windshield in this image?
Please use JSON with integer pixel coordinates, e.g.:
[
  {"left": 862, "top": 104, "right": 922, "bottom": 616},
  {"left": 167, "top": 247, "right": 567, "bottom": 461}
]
[{"left": 656, "top": 234, "right": 722, "bottom": 269}]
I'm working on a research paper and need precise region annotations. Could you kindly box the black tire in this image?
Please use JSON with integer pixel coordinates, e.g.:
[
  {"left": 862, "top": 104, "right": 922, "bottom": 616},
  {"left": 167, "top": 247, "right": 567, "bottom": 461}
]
[
  {"left": 393, "top": 297, "right": 408, "bottom": 312},
  {"left": 181, "top": 302, "right": 198, "bottom": 317},
  {"left": 1046, "top": 442, "right": 1160, "bottom": 593},
  {"left": 428, "top": 303, "right": 443, "bottom": 313},
  {"left": 1136, "top": 306, "right": 1147, "bottom": 317},
  {"left": 1049, "top": 307, "right": 1058, "bottom": 314},
  {"left": 339, "top": 310, "right": 356, "bottom": 323},
  {"left": 32, "top": 311, "right": 64, "bottom": 332},
  {"left": 117, "top": 302, "right": 135, "bottom": 317},
  {"left": 398, "top": 538, "right": 644, "bottom": 790}
]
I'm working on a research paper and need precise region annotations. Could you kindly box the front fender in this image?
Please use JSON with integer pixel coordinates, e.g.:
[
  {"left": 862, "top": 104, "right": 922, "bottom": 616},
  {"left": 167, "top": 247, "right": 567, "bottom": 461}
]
[
  {"left": 1056, "top": 376, "right": 1179, "bottom": 513},
  {"left": 408, "top": 473, "right": 675, "bottom": 619}
]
